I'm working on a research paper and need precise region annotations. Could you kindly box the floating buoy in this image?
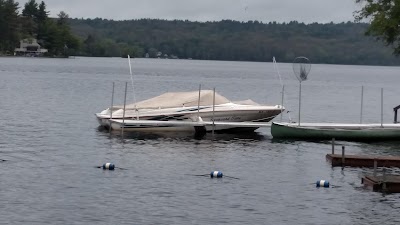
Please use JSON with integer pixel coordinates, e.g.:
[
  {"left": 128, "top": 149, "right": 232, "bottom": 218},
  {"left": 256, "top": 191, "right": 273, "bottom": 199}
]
[
  {"left": 210, "top": 171, "right": 223, "bottom": 178},
  {"left": 102, "top": 163, "right": 115, "bottom": 170},
  {"left": 316, "top": 180, "right": 329, "bottom": 188}
]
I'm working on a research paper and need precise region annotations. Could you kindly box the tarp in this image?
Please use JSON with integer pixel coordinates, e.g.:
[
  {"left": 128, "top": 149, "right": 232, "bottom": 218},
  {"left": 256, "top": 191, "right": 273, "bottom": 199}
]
[
  {"left": 114, "top": 90, "right": 234, "bottom": 110},
  {"left": 232, "top": 99, "right": 260, "bottom": 106}
]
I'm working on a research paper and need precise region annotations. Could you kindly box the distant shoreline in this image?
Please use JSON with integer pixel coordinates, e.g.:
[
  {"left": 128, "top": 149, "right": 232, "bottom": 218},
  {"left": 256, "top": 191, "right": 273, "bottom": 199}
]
[
  {"left": 1, "top": 55, "right": 400, "bottom": 67},
  {"left": 0, "top": 55, "right": 70, "bottom": 59}
]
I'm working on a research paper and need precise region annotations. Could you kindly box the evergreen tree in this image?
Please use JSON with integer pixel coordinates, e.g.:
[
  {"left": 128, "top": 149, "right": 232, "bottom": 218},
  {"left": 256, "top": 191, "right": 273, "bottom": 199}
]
[
  {"left": 47, "top": 11, "right": 79, "bottom": 56},
  {"left": 21, "top": 0, "right": 38, "bottom": 37},
  {"left": 36, "top": 1, "right": 48, "bottom": 23},
  {"left": 22, "top": 0, "right": 37, "bottom": 18},
  {"left": 36, "top": 1, "right": 48, "bottom": 40},
  {"left": 0, "top": 0, "right": 20, "bottom": 53}
]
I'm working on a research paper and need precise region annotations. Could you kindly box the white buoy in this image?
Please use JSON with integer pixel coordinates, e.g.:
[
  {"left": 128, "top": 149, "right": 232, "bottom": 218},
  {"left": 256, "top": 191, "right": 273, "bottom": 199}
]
[
  {"left": 316, "top": 180, "right": 329, "bottom": 188},
  {"left": 210, "top": 171, "right": 223, "bottom": 178},
  {"left": 103, "top": 163, "right": 115, "bottom": 170}
]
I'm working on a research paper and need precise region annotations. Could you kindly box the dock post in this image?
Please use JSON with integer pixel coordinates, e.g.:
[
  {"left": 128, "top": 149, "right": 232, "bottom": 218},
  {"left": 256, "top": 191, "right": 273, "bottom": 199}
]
[
  {"left": 121, "top": 82, "right": 128, "bottom": 139},
  {"left": 331, "top": 138, "right": 335, "bottom": 155},
  {"left": 109, "top": 82, "right": 115, "bottom": 134},
  {"left": 298, "top": 82, "right": 302, "bottom": 126},
  {"left": 381, "top": 88, "right": 384, "bottom": 128},
  {"left": 197, "top": 84, "right": 201, "bottom": 122},
  {"left": 360, "top": 86, "right": 364, "bottom": 124},
  {"left": 341, "top": 146, "right": 345, "bottom": 168},
  {"left": 394, "top": 105, "right": 400, "bottom": 124},
  {"left": 373, "top": 158, "right": 377, "bottom": 177},
  {"left": 280, "top": 85, "right": 284, "bottom": 122},
  {"left": 382, "top": 168, "right": 387, "bottom": 191},
  {"left": 212, "top": 87, "right": 215, "bottom": 137}
]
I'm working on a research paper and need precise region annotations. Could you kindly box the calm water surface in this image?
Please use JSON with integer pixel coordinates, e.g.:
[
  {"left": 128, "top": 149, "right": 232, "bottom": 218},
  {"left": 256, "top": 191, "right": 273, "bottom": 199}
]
[{"left": 1, "top": 57, "right": 400, "bottom": 224}]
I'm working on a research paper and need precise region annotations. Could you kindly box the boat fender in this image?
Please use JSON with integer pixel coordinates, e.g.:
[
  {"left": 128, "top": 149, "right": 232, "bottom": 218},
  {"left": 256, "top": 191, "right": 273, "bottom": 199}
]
[
  {"left": 102, "top": 163, "right": 115, "bottom": 170},
  {"left": 316, "top": 180, "right": 329, "bottom": 188},
  {"left": 210, "top": 171, "right": 223, "bottom": 178}
]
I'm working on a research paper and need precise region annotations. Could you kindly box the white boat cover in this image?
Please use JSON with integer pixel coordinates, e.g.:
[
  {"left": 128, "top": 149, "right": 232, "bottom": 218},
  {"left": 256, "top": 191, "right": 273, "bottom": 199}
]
[
  {"left": 232, "top": 99, "right": 260, "bottom": 106},
  {"left": 115, "top": 90, "right": 237, "bottom": 110}
]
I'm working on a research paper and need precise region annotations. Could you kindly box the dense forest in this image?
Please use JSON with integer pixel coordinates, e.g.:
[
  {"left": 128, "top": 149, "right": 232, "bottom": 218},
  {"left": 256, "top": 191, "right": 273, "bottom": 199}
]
[
  {"left": 69, "top": 19, "right": 400, "bottom": 65},
  {"left": 1, "top": 0, "right": 400, "bottom": 65}
]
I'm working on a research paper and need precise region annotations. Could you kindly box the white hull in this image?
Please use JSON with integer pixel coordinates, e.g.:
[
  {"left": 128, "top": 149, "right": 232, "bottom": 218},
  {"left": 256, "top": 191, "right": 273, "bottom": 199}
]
[
  {"left": 109, "top": 119, "right": 272, "bottom": 133},
  {"left": 97, "top": 104, "right": 283, "bottom": 132}
]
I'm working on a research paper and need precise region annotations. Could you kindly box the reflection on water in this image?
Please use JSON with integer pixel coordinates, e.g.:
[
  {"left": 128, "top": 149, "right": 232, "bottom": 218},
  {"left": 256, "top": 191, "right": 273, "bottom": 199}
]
[{"left": 97, "top": 125, "right": 268, "bottom": 142}]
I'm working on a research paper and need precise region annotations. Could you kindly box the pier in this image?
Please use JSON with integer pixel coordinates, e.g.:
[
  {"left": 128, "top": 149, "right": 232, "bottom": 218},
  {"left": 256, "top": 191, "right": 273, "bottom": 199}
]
[
  {"left": 326, "top": 154, "right": 400, "bottom": 167},
  {"left": 326, "top": 141, "right": 400, "bottom": 192},
  {"left": 362, "top": 175, "right": 400, "bottom": 193},
  {"left": 326, "top": 153, "right": 400, "bottom": 192}
]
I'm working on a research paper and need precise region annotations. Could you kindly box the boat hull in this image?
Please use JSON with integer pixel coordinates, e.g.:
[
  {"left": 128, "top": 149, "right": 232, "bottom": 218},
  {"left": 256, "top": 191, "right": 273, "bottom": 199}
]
[
  {"left": 109, "top": 122, "right": 259, "bottom": 133},
  {"left": 271, "top": 122, "right": 400, "bottom": 141},
  {"left": 98, "top": 107, "right": 282, "bottom": 132}
]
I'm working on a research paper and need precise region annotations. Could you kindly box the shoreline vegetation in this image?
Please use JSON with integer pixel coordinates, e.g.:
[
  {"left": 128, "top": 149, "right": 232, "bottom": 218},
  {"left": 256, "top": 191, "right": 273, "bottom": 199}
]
[
  {"left": 1, "top": 0, "right": 399, "bottom": 65},
  {"left": 0, "top": 0, "right": 78, "bottom": 57}
]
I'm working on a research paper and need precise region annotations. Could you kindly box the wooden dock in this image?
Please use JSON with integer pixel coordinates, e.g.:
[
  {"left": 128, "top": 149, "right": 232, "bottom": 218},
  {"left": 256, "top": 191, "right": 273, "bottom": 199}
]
[
  {"left": 326, "top": 154, "right": 400, "bottom": 168},
  {"left": 362, "top": 175, "right": 400, "bottom": 193},
  {"left": 326, "top": 142, "right": 400, "bottom": 193}
]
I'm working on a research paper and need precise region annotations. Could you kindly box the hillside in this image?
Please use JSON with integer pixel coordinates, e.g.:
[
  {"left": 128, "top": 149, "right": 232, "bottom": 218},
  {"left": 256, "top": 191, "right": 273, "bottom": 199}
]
[{"left": 69, "top": 18, "right": 400, "bottom": 66}]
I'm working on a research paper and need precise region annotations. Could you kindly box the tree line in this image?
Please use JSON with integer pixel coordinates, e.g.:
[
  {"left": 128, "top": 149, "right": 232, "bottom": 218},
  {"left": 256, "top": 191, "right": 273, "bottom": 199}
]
[
  {"left": 69, "top": 18, "right": 400, "bottom": 65},
  {"left": 0, "top": 0, "right": 78, "bottom": 56}
]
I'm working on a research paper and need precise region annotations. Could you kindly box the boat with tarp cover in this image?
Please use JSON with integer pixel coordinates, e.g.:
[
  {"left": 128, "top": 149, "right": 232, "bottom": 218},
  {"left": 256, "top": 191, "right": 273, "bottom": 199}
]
[{"left": 96, "top": 90, "right": 284, "bottom": 132}]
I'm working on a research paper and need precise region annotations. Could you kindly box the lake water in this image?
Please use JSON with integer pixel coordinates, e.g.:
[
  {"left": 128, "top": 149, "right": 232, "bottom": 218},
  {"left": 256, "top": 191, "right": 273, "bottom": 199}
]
[{"left": 1, "top": 57, "right": 400, "bottom": 224}]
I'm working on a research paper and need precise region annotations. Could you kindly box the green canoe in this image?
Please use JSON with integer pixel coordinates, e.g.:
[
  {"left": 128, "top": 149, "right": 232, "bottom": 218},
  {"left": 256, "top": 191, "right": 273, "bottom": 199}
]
[{"left": 271, "top": 122, "right": 400, "bottom": 141}]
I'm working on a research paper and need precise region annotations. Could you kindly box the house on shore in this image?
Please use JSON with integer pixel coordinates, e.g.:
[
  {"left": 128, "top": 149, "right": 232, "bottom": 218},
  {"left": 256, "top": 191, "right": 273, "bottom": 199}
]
[{"left": 14, "top": 38, "right": 48, "bottom": 56}]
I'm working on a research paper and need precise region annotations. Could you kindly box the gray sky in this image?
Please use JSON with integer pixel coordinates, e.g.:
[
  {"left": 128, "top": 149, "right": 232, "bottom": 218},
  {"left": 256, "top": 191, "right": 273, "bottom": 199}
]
[{"left": 18, "top": 0, "right": 362, "bottom": 23}]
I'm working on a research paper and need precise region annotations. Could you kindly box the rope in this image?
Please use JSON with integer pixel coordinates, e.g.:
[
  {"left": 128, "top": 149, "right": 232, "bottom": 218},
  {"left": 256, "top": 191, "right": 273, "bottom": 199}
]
[{"left": 273, "top": 57, "right": 293, "bottom": 122}]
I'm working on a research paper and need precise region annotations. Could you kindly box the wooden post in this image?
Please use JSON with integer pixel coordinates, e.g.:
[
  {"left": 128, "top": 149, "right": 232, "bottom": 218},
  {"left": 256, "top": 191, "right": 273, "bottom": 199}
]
[
  {"left": 121, "top": 82, "right": 128, "bottom": 138},
  {"left": 331, "top": 138, "right": 335, "bottom": 155},
  {"left": 394, "top": 105, "right": 400, "bottom": 124},
  {"left": 341, "top": 146, "right": 345, "bottom": 167},
  {"left": 373, "top": 158, "right": 377, "bottom": 177},
  {"left": 382, "top": 168, "right": 387, "bottom": 191}
]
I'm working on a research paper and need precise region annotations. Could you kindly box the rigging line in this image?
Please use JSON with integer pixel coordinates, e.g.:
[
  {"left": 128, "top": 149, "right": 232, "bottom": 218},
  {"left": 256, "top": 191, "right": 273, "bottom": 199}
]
[
  {"left": 128, "top": 55, "right": 139, "bottom": 120},
  {"left": 273, "top": 57, "right": 292, "bottom": 122},
  {"left": 128, "top": 55, "right": 136, "bottom": 105},
  {"left": 272, "top": 57, "right": 283, "bottom": 87}
]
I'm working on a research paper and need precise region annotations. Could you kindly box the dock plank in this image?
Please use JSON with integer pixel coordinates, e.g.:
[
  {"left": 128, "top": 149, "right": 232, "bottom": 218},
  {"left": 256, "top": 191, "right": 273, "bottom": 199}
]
[
  {"left": 326, "top": 154, "right": 400, "bottom": 167},
  {"left": 362, "top": 175, "right": 400, "bottom": 193}
]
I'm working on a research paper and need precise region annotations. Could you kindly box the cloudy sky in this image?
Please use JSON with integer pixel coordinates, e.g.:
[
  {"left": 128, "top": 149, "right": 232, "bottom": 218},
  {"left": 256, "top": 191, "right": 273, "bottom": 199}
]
[{"left": 18, "top": 0, "right": 362, "bottom": 23}]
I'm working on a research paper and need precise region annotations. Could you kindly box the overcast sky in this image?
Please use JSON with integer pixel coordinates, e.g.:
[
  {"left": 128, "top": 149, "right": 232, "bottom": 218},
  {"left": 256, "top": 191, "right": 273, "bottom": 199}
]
[{"left": 17, "top": 0, "right": 362, "bottom": 23}]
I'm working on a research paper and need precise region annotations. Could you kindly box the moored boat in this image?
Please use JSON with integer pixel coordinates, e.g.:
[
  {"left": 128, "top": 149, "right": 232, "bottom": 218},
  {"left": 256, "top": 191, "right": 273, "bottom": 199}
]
[
  {"left": 96, "top": 90, "right": 284, "bottom": 132},
  {"left": 271, "top": 122, "right": 400, "bottom": 141}
]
